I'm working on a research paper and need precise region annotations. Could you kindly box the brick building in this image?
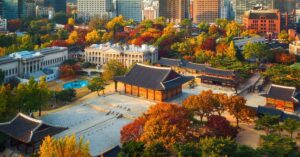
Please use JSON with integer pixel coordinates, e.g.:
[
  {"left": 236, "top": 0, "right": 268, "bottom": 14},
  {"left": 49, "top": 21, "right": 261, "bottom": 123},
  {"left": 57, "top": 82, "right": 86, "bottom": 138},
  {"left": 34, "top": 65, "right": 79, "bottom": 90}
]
[{"left": 243, "top": 9, "right": 281, "bottom": 39}]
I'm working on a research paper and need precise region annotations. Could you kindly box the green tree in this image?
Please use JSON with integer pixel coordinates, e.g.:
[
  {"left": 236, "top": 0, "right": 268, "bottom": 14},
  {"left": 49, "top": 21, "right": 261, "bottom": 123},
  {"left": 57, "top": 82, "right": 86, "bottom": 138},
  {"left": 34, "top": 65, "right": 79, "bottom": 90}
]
[
  {"left": 243, "top": 42, "right": 271, "bottom": 62},
  {"left": 143, "top": 142, "right": 169, "bottom": 157},
  {"left": 103, "top": 60, "right": 127, "bottom": 81},
  {"left": 118, "top": 141, "right": 144, "bottom": 157},
  {"left": 255, "top": 115, "right": 280, "bottom": 135},
  {"left": 56, "top": 89, "right": 76, "bottom": 103},
  {"left": 257, "top": 134, "right": 297, "bottom": 157},
  {"left": 197, "top": 22, "right": 209, "bottom": 32},
  {"left": 200, "top": 137, "right": 237, "bottom": 157},
  {"left": 37, "top": 77, "right": 51, "bottom": 116},
  {"left": 87, "top": 77, "right": 106, "bottom": 96},
  {"left": 278, "top": 30, "right": 289, "bottom": 43},
  {"left": 282, "top": 118, "right": 300, "bottom": 138},
  {"left": 234, "top": 145, "right": 257, "bottom": 157},
  {"left": 174, "top": 142, "right": 201, "bottom": 157}
]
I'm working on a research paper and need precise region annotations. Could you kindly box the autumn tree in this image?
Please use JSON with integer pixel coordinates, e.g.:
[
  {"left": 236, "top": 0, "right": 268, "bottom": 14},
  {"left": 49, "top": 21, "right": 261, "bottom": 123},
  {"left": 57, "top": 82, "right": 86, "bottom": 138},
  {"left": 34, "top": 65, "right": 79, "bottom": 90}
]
[
  {"left": 120, "top": 117, "right": 146, "bottom": 143},
  {"left": 66, "top": 31, "right": 78, "bottom": 45},
  {"left": 59, "top": 64, "right": 76, "bottom": 78},
  {"left": 68, "top": 18, "right": 75, "bottom": 26},
  {"left": 140, "top": 103, "right": 191, "bottom": 148},
  {"left": 85, "top": 30, "right": 101, "bottom": 44},
  {"left": 243, "top": 42, "right": 271, "bottom": 62},
  {"left": 88, "top": 15, "right": 109, "bottom": 30},
  {"left": 226, "top": 41, "right": 237, "bottom": 59},
  {"left": 226, "top": 95, "right": 253, "bottom": 127},
  {"left": 182, "top": 91, "right": 216, "bottom": 122},
  {"left": 226, "top": 21, "right": 242, "bottom": 37},
  {"left": 39, "top": 135, "right": 91, "bottom": 157},
  {"left": 206, "top": 115, "right": 238, "bottom": 138},
  {"left": 103, "top": 60, "right": 127, "bottom": 81}
]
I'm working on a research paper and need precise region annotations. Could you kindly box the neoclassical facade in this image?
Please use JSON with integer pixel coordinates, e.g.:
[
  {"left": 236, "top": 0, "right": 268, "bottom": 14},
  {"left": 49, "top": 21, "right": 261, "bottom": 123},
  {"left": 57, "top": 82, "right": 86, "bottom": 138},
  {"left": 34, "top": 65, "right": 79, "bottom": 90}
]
[
  {"left": 85, "top": 44, "right": 158, "bottom": 67},
  {"left": 0, "top": 47, "right": 68, "bottom": 82}
]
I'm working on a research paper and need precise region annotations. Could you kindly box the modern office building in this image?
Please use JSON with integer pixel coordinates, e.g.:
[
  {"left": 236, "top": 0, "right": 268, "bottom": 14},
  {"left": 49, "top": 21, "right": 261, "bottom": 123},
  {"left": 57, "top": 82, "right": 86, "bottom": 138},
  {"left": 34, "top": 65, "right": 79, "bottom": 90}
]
[
  {"left": 193, "top": 0, "right": 220, "bottom": 23},
  {"left": 2, "top": 0, "right": 24, "bottom": 19},
  {"left": 77, "top": 0, "right": 114, "bottom": 20},
  {"left": 243, "top": 9, "right": 281, "bottom": 39},
  {"left": 0, "top": 47, "right": 68, "bottom": 83},
  {"left": 159, "top": 0, "right": 189, "bottom": 23},
  {"left": 116, "top": 0, "right": 142, "bottom": 22},
  {"left": 273, "top": 0, "right": 296, "bottom": 13},
  {"left": 0, "top": 0, "right": 3, "bottom": 17},
  {"left": 85, "top": 43, "right": 158, "bottom": 68},
  {"left": 36, "top": 0, "right": 66, "bottom": 13}
]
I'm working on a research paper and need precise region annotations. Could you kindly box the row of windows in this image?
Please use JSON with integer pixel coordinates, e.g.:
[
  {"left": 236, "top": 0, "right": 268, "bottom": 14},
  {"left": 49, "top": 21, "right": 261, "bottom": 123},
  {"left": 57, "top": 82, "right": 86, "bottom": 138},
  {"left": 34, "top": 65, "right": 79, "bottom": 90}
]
[
  {"left": 42, "top": 56, "right": 66, "bottom": 67},
  {"left": 4, "top": 67, "right": 18, "bottom": 76}
]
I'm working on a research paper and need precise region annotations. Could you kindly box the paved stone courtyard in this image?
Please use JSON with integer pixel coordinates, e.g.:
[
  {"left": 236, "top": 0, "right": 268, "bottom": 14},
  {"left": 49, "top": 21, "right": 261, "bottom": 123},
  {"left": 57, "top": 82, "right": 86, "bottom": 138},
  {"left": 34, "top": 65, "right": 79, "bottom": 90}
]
[{"left": 41, "top": 94, "right": 155, "bottom": 156}]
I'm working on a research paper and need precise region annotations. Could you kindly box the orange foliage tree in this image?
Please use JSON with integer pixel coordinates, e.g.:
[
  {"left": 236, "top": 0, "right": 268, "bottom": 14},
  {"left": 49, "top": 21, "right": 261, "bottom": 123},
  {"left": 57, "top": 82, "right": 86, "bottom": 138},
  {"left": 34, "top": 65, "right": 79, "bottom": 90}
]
[
  {"left": 226, "top": 95, "right": 254, "bottom": 127},
  {"left": 139, "top": 103, "right": 191, "bottom": 148},
  {"left": 120, "top": 117, "right": 146, "bottom": 143},
  {"left": 274, "top": 52, "right": 296, "bottom": 64}
]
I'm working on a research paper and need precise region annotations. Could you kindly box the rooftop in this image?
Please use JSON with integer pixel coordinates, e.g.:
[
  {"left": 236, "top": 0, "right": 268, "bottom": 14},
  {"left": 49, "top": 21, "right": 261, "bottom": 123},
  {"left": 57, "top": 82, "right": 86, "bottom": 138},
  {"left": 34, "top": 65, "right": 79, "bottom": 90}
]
[
  {"left": 244, "top": 9, "right": 280, "bottom": 19},
  {"left": 0, "top": 113, "right": 66, "bottom": 143},
  {"left": 263, "top": 84, "right": 299, "bottom": 102},
  {"left": 87, "top": 43, "right": 157, "bottom": 54},
  {"left": 115, "top": 63, "right": 193, "bottom": 90}
]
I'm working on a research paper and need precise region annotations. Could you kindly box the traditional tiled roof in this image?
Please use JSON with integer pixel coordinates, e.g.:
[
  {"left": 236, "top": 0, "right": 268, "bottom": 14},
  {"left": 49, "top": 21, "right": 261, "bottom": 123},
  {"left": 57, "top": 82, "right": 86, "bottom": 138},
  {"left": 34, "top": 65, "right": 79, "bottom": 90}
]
[
  {"left": 199, "top": 75, "right": 237, "bottom": 84},
  {"left": 157, "top": 58, "right": 206, "bottom": 72},
  {"left": 114, "top": 64, "right": 193, "bottom": 90},
  {"left": 0, "top": 113, "right": 67, "bottom": 143},
  {"left": 264, "top": 84, "right": 299, "bottom": 102},
  {"left": 202, "top": 67, "right": 235, "bottom": 77},
  {"left": 100, "top": 145, "right": 121, "bottom": 157}
]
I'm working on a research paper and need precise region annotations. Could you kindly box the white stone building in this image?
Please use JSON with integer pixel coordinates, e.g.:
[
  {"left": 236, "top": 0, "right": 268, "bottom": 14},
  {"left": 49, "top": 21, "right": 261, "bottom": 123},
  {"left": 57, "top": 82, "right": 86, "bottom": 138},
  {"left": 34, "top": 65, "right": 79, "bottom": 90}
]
[
  {"left": 0, "top": 47, "right": 68, "bottom": 83},
  {"left": 289, "top": 41, "right": 300, "bottom": 56},
  {"left": 85, "top": 44, "right": 158, "bottom": 68}
]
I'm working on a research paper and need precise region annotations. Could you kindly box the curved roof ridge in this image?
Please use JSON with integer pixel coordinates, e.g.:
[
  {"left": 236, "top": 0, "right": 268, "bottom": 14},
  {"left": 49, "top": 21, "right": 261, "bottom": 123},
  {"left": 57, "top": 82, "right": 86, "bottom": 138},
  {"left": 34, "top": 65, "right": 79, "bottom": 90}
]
[
  {"left": 18, "top": 113, "right": 42, "bottom": 124},
  {"left": 136, "top": 63, "right": 171, "bottom": 70},
  {"left": 205, "top": 66, "right": 234, "bottom": 72},
  {"left": 271, "top": 84, "right": 296, "bottom": 90}
]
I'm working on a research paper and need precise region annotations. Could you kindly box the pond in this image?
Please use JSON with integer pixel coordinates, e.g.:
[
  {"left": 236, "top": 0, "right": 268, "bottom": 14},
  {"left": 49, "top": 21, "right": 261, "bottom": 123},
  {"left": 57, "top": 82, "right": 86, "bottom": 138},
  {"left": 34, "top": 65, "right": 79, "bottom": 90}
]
[{"left": 63, "top": 80, "right": 89, "bottom": 89}]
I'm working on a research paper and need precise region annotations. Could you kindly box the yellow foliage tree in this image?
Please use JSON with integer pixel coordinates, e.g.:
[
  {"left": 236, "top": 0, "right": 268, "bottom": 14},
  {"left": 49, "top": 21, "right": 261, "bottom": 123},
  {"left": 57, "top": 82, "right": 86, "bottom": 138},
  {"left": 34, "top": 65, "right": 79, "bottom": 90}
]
[
  {"left": 66, "top": 31, "right": 78, "bottom": 45},
  {"left": 68, "top": 18, "right": 75, "bottom": 26},
  {"left": 102, "top": 32, "right": 113, "bottom": 42},
  {"left": 39, "top": 135, "right": 91, "bottom": 157},
  {"left": 106, "top": 16, "right": 125, "bottom": 31},
  {"left": 163, "top": 23, "right": 176, "bottom": 36},
  {"left": 226, "top": 41, "right": 237, "bottom": 59},
  {"left": 85, "top": 30, "right": 101, "bottom": 44},
  {"left": 0, "top": 47, "right": 6, "bottom": 57}
]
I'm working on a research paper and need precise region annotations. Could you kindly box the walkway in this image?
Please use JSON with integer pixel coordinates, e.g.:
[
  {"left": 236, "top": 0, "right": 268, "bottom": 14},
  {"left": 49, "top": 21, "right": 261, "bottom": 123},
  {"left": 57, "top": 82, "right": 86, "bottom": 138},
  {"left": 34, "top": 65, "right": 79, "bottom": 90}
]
[{"left": 237, "top": 72, "right": 261, "bottom": 95}]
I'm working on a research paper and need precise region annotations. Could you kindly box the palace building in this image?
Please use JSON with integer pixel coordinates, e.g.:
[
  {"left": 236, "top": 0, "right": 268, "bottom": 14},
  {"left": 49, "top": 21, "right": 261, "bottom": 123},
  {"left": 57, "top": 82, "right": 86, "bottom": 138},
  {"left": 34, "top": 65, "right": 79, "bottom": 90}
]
[
  {"left": 199, "top": 67, "right": 237, "bottom": 88},
  {"left": 263, "top": 84, "right": 300, "bottom": 112},
  {"left": 0, "top": 113, "right": 66, "bottom": 154},
  {"left": 114, "top": 64, "right": 193, "bottom": 101}
]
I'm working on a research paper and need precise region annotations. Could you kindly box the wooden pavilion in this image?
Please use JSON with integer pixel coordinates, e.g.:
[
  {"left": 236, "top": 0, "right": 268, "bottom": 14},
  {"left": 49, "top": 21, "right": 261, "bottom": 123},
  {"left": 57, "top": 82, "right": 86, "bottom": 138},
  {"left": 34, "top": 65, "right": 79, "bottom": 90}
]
[
  {"left": 263, "top": 84, "right": 300, "bottom": 112},
  {"left": 0, "top": 113, "right": 67, "bottom": 154},
  {"left": 199, "top": 67, "right": 238, "bottom": 88},
  {"left": 114, "top": 64, "right": 193, "bottom": 101}
]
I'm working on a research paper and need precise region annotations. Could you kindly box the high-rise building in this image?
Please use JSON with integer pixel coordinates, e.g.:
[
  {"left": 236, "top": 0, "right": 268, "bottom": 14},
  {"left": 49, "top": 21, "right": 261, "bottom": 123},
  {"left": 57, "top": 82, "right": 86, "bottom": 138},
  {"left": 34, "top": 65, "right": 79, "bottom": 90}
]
[
  {"left": 243, "top": 9, "right": 281, "bottom": 39},
  {"left": 77, "top": 0, "right": 114, "bottom": 20},
  {"left": 0, "top": 0, "right": 3, "bottom": 17},
  {"left": 273, "top": 0, "right": 296, "bottom": 13},
  {"left": 193, "top": 0, "right": 220, "bottom": 23},
  {"left": 116, "top": 0, "right": 142, "bottom": 22},
  {"left": 36, "top": 0, "right": 66, "bottom": 13},
  {"left": 142, "top": 0, "right": 159, "bottom": 20},
  {"left": 159, "top": 0, "right": 190, "bottom": 23},
  {"left": 231, "top": 0, "right": 273, "bottom": 23},
  {"left": 2, "top": 0, "right": 25, "bottom": 19}
]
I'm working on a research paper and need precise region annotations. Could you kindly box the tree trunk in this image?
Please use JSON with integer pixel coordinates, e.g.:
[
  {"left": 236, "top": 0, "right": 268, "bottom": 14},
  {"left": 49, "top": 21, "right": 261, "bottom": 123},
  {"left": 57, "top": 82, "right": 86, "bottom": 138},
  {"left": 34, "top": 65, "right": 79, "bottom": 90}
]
[
  {"left": 39, "top": 106, "right": 41, "bottom": 116},
  {"left": 97, "top": 90, "right": 100, "bottom": 96},
  {"left": 236, "top": 118, "right": 239, "bottom": 128}
]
